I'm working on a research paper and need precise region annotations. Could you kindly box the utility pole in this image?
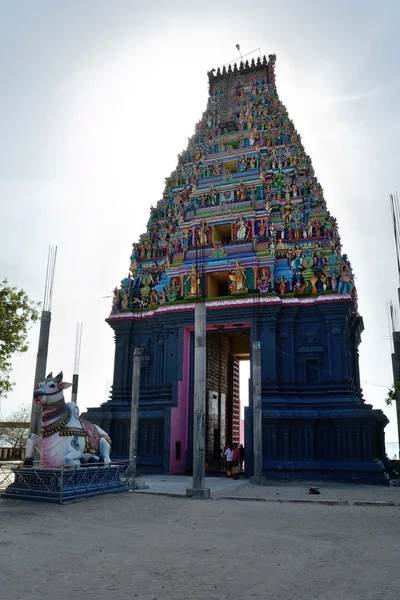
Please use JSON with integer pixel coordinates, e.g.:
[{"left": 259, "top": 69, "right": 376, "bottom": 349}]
[
  {"left": 29, "top": 246, "right": 57, "bottom": 465},
  {"left": 71, "top": 322, "right": 83, "bottom": 404},
  {"left": 187, "top": 235, "right": 210, "bottom": 499}
]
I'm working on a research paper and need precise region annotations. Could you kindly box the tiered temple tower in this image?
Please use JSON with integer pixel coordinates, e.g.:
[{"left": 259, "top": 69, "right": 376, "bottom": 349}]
[{"left": 86, "top": 55, "right": 389, "bottom": 482}]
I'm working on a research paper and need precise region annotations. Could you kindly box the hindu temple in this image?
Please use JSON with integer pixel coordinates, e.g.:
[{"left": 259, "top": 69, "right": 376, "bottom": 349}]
[{"left": 85, "top": 54, "right": 389, "bottom": 482}]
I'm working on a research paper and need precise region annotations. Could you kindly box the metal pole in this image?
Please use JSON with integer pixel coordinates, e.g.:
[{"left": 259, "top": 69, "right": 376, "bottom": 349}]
[
  {"left": 129, "top": 347, "right": 142, "bottom": 473},
  {"left": 251, "top": 339, "right": 263, "bottom": 481},
  {"left": 186, "top": 302, "right": 210, "bottom": 498}
]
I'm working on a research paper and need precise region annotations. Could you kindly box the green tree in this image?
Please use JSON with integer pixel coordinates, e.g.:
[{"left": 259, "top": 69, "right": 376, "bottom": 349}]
[
  {"left": 0, "top": 280, "right": 40, "bottom": 397},
  {"left": 385, "top": 382, "right": 400, "bottom": 406},
  {"left": 0, "top": 405, "right": 30, "bottom": 449}
]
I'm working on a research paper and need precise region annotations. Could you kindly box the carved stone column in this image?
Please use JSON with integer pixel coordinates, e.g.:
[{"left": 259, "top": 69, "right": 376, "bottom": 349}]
[{"left": 110, "top": 322, "right": 132, "bottom": 402}]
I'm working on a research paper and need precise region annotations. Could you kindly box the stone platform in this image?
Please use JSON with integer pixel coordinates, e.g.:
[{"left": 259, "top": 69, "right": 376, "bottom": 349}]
[{"left": 2, "top": 463, "right": 131, "bottom": 504}]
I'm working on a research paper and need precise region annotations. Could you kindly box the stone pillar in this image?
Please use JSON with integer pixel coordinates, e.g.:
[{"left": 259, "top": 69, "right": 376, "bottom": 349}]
[
  {"left": 29, "top": 310, "right": 52, "bottom": 465},
  {"left": 187, "top": 303, "right": 210, "bottom": 498},
  {"left": 250, "top": 340, "right": 265, "bottom": 484},
  {"left": 129, "top": 347, "right": 141, "bottom": 472},
  {"left": 110, "top": 323, "right": 132, "bottom": 402},
  {"left": 71, "top": 374, "right": 79, "bottom": 404}
]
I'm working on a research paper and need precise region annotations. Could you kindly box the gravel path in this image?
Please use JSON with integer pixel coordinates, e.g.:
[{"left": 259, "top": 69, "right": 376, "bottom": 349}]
[{"left": 1, "top": 492, "right": 399, "bottom": 600}]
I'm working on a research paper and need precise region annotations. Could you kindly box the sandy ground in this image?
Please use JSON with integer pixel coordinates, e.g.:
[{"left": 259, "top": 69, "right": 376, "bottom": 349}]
[{"left": 1, "top": 491, "right": 399, "bottom": 600}]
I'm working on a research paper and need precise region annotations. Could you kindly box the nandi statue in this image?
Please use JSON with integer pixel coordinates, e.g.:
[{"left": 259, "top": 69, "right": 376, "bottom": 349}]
[{"left": 25, "top": 371, "right": 111, "bottom": 468}]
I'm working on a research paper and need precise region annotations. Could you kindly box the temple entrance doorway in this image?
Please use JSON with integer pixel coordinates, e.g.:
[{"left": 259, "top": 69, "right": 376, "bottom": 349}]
[
  {"left": 239, "top": 360, "right": 250, "bottom": 445},
  {"left": 205, "top": 327, "right": 250, "bottom": 474}
]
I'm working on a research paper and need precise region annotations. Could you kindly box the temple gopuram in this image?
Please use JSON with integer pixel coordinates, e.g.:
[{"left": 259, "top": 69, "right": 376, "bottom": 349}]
[{"left": 86, "top": 54, "right": 389, "bottom": 482}]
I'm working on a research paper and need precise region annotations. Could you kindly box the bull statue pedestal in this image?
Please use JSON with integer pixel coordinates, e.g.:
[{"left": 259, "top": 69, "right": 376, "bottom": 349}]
[
  {"left": 3, "top": 463, "right": 130, "bottom": 503},
  {"left": 3, "top": 371, "right": 132, "bottom": 503}
]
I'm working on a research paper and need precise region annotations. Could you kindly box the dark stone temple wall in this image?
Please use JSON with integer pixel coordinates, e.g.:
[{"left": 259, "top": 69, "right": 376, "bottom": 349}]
[{"left": 84, "top": 296, "right": 389, "bottom": 483}]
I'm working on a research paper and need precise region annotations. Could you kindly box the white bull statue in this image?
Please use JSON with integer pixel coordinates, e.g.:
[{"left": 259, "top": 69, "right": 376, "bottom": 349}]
[{"left": 24, "top": 371, "right": 111, "bottom": 467}]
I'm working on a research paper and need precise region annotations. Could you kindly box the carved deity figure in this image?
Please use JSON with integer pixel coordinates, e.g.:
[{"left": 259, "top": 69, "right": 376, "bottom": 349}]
[
  {"left": 258, "top": 218, "right": 267, "bottom": 240},
  {"left": 282, "top": 198, "right": 293, "bottom": 226},
  {"left": 129, "top": 259, "right": 138, "bottom": 278},
  {"left": 185, "top": 263, "right": 199, "bottom": 296},
  {"left": 338, "top": 263, "right": 353, "bottom": 294},
  {"left": 182, "top": 230, "right": 190, "bottom": 249},
  {"left": 121, "top": 289, "right": 129, "bottom": 310},
  {"left": 149, "top": 289, "right": 158, "bottom": 307},
  {"left": 291, "top": 245, "right": 303, "bottom": 271},
  {"left": 235, "top": 214, "right": 250, "bottom": 242},
  {"left": 197, "top": 220, "right": 210, "bottom": 246},
  {"left": 237, "top": 182, "right": 247, "bottom": 202},
  {"left": 229, "top": 259, "right": 247, "bottom": 293},
  {"left": 111, "top": 288, "right": 121, "bottom": 314},
  {"left": 257, "top": 268, "right": 271, "bottom": 293},
  {"left": 209, "top": 186, "right": 218, "bottom": 206},
  {"left": 278, "top": 275, "right": 287, "bottom": 295}
]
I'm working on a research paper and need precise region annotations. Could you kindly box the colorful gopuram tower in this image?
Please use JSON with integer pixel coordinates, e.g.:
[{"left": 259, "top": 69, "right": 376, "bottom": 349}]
[{"left": 86, "top": 55, "right": 389, "bottom": 482}]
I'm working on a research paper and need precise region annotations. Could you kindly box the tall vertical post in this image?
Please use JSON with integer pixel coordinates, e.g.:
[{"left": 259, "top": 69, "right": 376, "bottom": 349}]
[
  {"left": 187, "top": 232, "right": 210, "bottom": 499},
  {"left": 250, "top": 287, "right": 265, "bottom": 485},
  {"left": 29, "top": 246, "right": 57, "bottom": 465},
  {"left": 71, "top": 322, "right": 83, "bottom": 404},
  {"left": 251, "top": 340, "right": 264, "bottom": 482},
  {"left": 30, "top": 310, "right": 51, "bottom": 436},
  {"left": 129, "top": 347, "right": 142, "bottom": 473},
  {"left": 187, "top": 302, "right": 210, "bottom": 498},
  {"left": 392, "top": 331, "right": 400, "bottom": 454},
  {"left": 389, "top": 192, "right": 400, "bottom": 455}
]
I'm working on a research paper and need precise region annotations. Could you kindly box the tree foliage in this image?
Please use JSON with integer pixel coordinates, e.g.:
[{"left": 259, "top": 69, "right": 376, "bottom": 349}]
[
  {"left": 0, "top": 280, "right": 40, "bottom": 397},
  {"left": 385, "top": 382, "right": 400, "bottom": 406},
  {"left": 0, "top": 405, "right": 30, "bottom": 449}
]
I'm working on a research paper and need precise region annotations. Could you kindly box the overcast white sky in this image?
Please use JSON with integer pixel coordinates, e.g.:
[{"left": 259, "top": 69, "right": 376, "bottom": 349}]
[{"left": 1, "top": 0, "right": 399, "bottom": 443}]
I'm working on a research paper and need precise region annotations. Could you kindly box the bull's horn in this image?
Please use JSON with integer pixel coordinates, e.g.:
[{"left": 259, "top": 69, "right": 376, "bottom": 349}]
[
  {"left": 45, "top": 372, "right": 53, "bottom": 380},
  {"left": 54, "top": 371, "right": 63, "bottom": 382}
]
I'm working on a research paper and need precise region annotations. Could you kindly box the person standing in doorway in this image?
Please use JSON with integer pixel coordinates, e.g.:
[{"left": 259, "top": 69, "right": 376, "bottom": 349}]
[
  {"left": 221, "top": 441, "right": 229, "bottom": 472},
  {"left": 224, "top": 444, "right": 234, "bottom": 477},
  {"left": 239, "top": 443, "right": 245, "bottom": 472},
  {"left": 232, "top": 444, "right": 240, "bottom": 480}
]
